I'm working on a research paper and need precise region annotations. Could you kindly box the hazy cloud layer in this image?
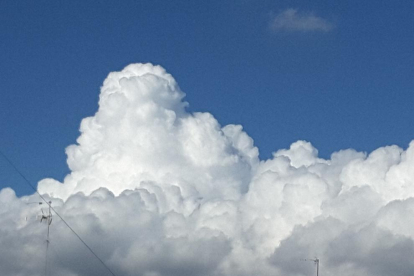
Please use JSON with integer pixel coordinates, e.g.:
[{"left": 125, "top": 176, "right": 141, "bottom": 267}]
[
  {"left": 270, "top": 9, "right": 334, "bottom": 32},
  {"left": 1, "top": 64, "right": 413, "bottom": 276}
]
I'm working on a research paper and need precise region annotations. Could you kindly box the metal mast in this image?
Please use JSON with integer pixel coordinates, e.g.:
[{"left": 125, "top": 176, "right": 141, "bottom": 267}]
[
  {"left": 41, "top": 201, "right": 53, "bottom": 276},
  {"left": 302, "top": 258, "right": 319, "bottom": 276},
  {"left": 26, "top": 201, "right": 53, "bottom": 276}
]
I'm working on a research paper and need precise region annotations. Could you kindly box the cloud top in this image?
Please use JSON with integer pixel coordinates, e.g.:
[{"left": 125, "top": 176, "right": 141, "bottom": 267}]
[
  {"left": 38, "top": 63, "right": 258, "bottom": 201},
  {"left": 270, "top": 9, "right": 334, "bottom": 32}
]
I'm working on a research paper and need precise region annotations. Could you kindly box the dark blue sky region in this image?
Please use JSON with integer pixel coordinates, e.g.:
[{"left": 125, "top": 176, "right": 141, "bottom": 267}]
[{"left": 1, "top": 0, "right": 413, "bottom": 196}]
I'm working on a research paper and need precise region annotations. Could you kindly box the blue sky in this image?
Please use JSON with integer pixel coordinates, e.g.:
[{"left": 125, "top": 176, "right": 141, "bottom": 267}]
[{"left": 1, "top": 0, "right": 413, "bottom": 196}]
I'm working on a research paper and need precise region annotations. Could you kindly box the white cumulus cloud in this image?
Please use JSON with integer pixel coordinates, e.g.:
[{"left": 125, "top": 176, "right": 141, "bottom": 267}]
[
  {"left": 270, "top": 9, "right": 334, "bottom": 33},
  {"left": 1, "top": 63, "right": 414, "bottom": 276}
]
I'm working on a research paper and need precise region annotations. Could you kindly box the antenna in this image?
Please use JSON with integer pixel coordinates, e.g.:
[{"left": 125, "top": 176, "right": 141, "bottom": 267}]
[
  {"left": 28, "top": 201, "right": 52, "bottom": 276},
  {"left": 301, "top": 258, "right": 320, "bottom": 276},
  {"left": 42, "top": 201, "right": 52, "bottom": 276}
]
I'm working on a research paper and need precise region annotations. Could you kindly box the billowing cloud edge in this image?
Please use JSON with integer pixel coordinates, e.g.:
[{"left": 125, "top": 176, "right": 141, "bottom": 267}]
[{"left": 1, "top": 63, "right": 413, "bottom": 276}]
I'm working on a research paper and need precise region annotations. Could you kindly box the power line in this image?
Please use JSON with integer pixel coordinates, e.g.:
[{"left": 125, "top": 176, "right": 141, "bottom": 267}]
[{"left": 0, "top": 150, "right": 119, "bottom": 276}]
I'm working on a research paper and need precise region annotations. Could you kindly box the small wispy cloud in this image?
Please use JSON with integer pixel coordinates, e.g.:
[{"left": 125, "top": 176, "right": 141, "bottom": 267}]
[{"left": 270, "top": 9, "right": 334, "bottom": 33}]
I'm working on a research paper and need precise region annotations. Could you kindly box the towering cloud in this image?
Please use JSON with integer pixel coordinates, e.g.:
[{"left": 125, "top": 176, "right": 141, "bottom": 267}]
[{"left": 1, "top": 64, "right": 413, "bottom": 276}]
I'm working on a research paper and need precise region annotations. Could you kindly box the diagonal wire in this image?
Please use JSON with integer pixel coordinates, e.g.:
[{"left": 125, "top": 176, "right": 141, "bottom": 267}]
[{"left": 0, "top": 150, "right": 118, "bottom": 276}]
